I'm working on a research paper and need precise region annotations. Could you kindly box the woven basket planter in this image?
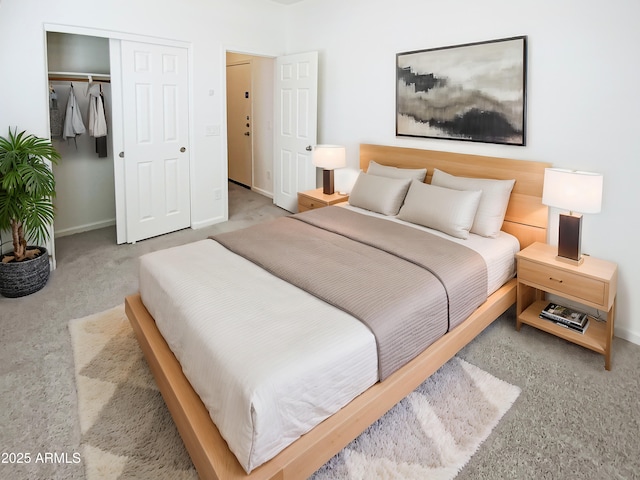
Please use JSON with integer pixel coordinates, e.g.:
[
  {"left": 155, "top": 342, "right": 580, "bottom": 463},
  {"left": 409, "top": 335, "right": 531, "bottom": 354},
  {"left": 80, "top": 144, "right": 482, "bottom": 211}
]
[{"left": 0, "top": 247, "right": 50, "bottom": 298}]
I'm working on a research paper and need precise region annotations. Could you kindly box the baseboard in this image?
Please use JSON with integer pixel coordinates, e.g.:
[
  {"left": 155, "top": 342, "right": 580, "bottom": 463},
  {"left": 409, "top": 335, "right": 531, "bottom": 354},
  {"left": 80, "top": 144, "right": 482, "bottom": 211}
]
[
  {"left": 54, "top": 219, "right": 116, "bottom": 238},
  {"left": 615, "top": 326, "right": 640, "bottom": 346},
  {"left": 191, "top": 215, "right": 226, "bottom": 230},
  {"left": 251, "top": 186, "right": 273, "bottom": 199}
]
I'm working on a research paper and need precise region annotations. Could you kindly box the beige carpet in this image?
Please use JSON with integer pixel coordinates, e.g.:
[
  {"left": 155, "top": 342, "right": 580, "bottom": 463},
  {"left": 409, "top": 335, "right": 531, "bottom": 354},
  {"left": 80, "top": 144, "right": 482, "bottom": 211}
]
[{"left": 69, "top": 305, "right": 521, "bottom": 479}]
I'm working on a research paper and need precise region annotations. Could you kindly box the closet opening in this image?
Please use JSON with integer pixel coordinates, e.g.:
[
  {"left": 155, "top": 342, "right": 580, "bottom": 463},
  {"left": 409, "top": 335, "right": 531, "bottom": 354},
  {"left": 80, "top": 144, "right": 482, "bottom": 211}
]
[{"left": 46, "top": 32, "right": 116, "bottom": 242}]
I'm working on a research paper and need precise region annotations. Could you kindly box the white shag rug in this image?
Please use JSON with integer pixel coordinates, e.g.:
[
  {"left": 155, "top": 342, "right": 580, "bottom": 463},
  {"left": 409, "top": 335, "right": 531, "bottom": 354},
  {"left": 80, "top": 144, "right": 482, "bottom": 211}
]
[{"left": 69, "top": 305, "right": 520, "bottom": 480}]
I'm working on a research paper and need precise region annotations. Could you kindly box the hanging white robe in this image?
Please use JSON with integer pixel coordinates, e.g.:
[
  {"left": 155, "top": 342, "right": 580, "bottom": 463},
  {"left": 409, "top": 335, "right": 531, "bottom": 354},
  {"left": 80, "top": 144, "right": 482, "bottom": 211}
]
[
  {"left": 88, "top": 83, "right": 107, "bottom": 138},
  {"left": 63, "top": 85, "right": 86, "bottom": 139}
]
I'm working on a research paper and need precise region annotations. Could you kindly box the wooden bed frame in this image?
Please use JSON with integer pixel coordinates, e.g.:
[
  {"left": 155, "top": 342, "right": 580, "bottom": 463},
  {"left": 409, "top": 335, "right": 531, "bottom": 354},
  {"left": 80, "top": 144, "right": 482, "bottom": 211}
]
[{"left": 125, "top": 144, "right": 551, "bottom": 480}]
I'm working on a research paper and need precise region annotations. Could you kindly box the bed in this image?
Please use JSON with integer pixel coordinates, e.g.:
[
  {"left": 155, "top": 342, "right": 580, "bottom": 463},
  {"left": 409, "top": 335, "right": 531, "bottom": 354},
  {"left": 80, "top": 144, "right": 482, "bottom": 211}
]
[{"left": 125, "top": 144, "right": 551, "bottom": 480}]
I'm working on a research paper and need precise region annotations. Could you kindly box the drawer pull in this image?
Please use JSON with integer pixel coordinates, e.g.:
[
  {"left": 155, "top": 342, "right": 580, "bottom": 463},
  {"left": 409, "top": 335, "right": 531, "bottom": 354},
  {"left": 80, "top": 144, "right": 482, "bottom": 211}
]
[{"left": 549, "top": 277, "right": 563, "bottom": 283}]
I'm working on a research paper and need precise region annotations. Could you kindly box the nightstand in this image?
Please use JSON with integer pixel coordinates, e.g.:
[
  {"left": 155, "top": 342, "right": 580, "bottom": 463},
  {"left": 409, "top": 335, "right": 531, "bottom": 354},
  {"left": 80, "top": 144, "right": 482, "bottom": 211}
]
[
  {"left": 297, "top": 188, "right": 348, "bottom": 212},
  {"left": 516, "top": 242, "right": 618, "bottom": 370}
]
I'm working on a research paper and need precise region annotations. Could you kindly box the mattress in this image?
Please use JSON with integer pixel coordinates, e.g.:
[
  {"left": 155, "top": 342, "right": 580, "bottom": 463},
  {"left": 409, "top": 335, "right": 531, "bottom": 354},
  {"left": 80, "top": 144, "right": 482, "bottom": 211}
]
[{"left": 138, "top": 209, "right": 519, "bottom": 473}]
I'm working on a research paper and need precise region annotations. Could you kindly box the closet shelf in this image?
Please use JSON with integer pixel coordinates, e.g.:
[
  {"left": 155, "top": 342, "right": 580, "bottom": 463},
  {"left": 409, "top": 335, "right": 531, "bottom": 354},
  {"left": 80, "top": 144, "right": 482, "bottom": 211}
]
[{"left": 48, "top": 71, "right": 111, "bottom": 83}]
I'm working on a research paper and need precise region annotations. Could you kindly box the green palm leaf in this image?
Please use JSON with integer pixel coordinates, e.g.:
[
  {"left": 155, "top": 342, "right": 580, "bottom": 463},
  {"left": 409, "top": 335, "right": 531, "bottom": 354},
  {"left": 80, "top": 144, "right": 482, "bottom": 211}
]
[{"left": 0, "top": 127, "right": 60, "bottom": 261}]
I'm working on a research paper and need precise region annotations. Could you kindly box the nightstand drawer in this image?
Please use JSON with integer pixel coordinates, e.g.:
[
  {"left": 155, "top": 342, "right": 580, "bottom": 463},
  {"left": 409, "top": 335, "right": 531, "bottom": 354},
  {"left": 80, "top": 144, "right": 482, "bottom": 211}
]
[
  {"left": 518, "top": 260, "right": 606, "bottom": 306},
  {"left": 298, "top": 194, "right": 324, "bottom": 211}
]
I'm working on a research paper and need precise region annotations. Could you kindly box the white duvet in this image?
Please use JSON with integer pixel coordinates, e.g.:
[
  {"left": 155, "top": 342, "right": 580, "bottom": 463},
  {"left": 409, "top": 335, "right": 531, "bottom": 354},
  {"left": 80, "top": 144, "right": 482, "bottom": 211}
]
[
  {"left": 138, "top": 211, "right": 519, "bottom": 473},
  {"left": 139, "top": 239, "right": 378, "bottom": 474}
]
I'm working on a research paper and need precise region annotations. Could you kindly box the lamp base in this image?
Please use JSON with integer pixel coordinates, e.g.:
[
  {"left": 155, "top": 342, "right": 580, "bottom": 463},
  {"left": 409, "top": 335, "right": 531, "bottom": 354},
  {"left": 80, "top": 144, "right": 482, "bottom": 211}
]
[
  {"left": 557, "top": 212, "right": 583, "bottom": 265},
  {"left": 555, "top": 255, "right": 584, "bottom": 266},
  {"left": 322, "top": 169, "right": 335, "bottom": 195}
]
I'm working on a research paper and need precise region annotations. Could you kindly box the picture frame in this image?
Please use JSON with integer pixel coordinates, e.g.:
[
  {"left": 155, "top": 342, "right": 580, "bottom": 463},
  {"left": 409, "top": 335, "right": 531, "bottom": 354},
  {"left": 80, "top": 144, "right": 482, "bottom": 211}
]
[{"left": 396, "top": 36, "right": 527, "bottom": 146}]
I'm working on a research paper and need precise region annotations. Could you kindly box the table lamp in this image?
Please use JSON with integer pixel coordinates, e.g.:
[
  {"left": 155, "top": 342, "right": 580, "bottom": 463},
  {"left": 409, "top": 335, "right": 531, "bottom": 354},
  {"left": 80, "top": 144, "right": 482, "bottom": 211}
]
[
  {"left": 542, "top": 168, "right": 603, "bottom": 265},
  {"left": 312, "top": 145, "right": 346, "bottom": 195}
]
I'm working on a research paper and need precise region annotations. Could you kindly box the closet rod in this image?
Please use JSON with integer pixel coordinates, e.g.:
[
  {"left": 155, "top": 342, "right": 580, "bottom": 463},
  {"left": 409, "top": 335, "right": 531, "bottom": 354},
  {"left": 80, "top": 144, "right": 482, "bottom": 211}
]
[
  {"left": 49, "top": 76, "right": 111, "bottom": 83},
  {"left": 48, "top": 71, "right": 111, "bottom": 83}
]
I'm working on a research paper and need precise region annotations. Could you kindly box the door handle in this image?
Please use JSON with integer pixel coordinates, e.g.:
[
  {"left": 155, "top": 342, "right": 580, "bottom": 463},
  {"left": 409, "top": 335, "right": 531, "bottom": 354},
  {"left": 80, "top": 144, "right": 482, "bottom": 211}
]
[
  {"left": 244, "top": 132, "right": 250, "bottom": 136},
  {"left": 305, "top": 145, "right": 312, "bottom": 151},
  {"left": 119, "top": 151, "right": 124, "bottom": 158},
  {"left": 180, "top": 147, "right": 186, "bottom": 152}
]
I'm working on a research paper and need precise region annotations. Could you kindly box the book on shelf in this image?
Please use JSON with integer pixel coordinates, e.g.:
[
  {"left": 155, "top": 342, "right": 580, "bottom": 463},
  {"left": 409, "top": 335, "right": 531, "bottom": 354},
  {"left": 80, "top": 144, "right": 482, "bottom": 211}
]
[
  {"left": 540, "top": 303, "right": 588, "bottom": 327},
  {"left": 542, "top": 316, "right": 590, "bottom": 334}
]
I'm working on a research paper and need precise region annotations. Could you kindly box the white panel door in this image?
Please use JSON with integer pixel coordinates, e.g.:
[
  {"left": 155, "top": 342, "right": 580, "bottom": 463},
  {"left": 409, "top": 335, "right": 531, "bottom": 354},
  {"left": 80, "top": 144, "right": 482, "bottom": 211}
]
[
  {"left": 274, "top": 51, "right": 318, "bottom": 212},
  {"left": 121, "top": 41, "right": 190, "bottom": 243}
]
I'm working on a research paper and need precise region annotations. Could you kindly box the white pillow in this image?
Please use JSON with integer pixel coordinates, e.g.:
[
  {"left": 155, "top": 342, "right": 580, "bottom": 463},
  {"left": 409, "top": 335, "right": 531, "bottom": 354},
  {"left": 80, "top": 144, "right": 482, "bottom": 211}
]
[
  {"left": 397, "top": 180, "right": 482, "bottom": 239},
  {"left": 348, "top": 172, "right": 411, "bottom": 216},
  {"left": 367, "top": 160, "right": 427, "bottom": 182},
  {"left": 431, "top": 169, "right": 515, "bottom": 238}
]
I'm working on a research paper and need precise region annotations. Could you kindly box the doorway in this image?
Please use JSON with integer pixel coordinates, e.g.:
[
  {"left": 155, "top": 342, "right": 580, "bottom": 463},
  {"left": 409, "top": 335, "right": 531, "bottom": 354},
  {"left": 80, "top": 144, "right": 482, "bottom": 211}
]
[
  {"left": 46, "top": 32, "right": 116, "bottom": 240},
  {"left": 224, "top": 51, "right": 319, "bottom": 212},
  {"left": 225, "top": 52, "right": 275, "bottom": 198}
]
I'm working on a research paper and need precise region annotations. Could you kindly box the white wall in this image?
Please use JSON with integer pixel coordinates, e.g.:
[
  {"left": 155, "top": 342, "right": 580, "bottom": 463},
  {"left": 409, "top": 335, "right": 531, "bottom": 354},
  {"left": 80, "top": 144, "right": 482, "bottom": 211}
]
[
  {"left": 286, "top": 0, "right": 640, "bottom": 344},
  {"left": 47, "top": 31, "right": 110, "bottom": 74},
  {"left": 0, "top": 0, "right": 288, "bottom": 230}
]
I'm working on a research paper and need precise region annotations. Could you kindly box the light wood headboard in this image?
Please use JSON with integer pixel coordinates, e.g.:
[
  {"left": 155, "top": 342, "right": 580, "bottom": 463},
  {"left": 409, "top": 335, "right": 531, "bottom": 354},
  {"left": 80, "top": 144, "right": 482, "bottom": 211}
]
[{"left": 359, "top": 144, "right": 551, "bottom": 249}]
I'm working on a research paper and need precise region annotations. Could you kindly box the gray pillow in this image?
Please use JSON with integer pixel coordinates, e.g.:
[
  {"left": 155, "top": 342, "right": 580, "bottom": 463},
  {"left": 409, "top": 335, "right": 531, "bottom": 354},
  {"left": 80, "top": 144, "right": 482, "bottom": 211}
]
[
  {"left": 367, "top": 160, "right": 427, "bottom": 182},
  {"left": 348, "top": 172, "right": 411, "bottom": 216},
  {"left": 431, "top": 169, "right": 515, "bottom": 238},
  {"left": 397, "top": 180, "right": 482, "bottom": 239}
]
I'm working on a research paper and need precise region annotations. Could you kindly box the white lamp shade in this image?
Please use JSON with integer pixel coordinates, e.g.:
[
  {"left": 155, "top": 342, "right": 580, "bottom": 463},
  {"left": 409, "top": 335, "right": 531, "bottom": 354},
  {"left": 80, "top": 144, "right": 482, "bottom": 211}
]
[
  {"left": 542, "top": 168, "right": 603, "bottom": 214},
  {"left": 312, "top": 145, "right": 346, "bottom": 170}
]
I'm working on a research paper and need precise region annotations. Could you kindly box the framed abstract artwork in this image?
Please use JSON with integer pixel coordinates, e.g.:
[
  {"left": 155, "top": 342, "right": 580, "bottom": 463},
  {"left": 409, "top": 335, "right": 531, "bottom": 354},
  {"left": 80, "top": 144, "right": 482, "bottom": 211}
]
[{"left": 396, "top": 36, "right": 527, "bottom": 146}]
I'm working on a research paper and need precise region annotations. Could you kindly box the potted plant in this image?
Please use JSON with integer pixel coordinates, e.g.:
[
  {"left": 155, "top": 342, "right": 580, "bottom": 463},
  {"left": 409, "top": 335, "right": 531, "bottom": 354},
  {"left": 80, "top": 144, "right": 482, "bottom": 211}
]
[{"left": 0, "top": 128, "right": 60, "bottom": 297}]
